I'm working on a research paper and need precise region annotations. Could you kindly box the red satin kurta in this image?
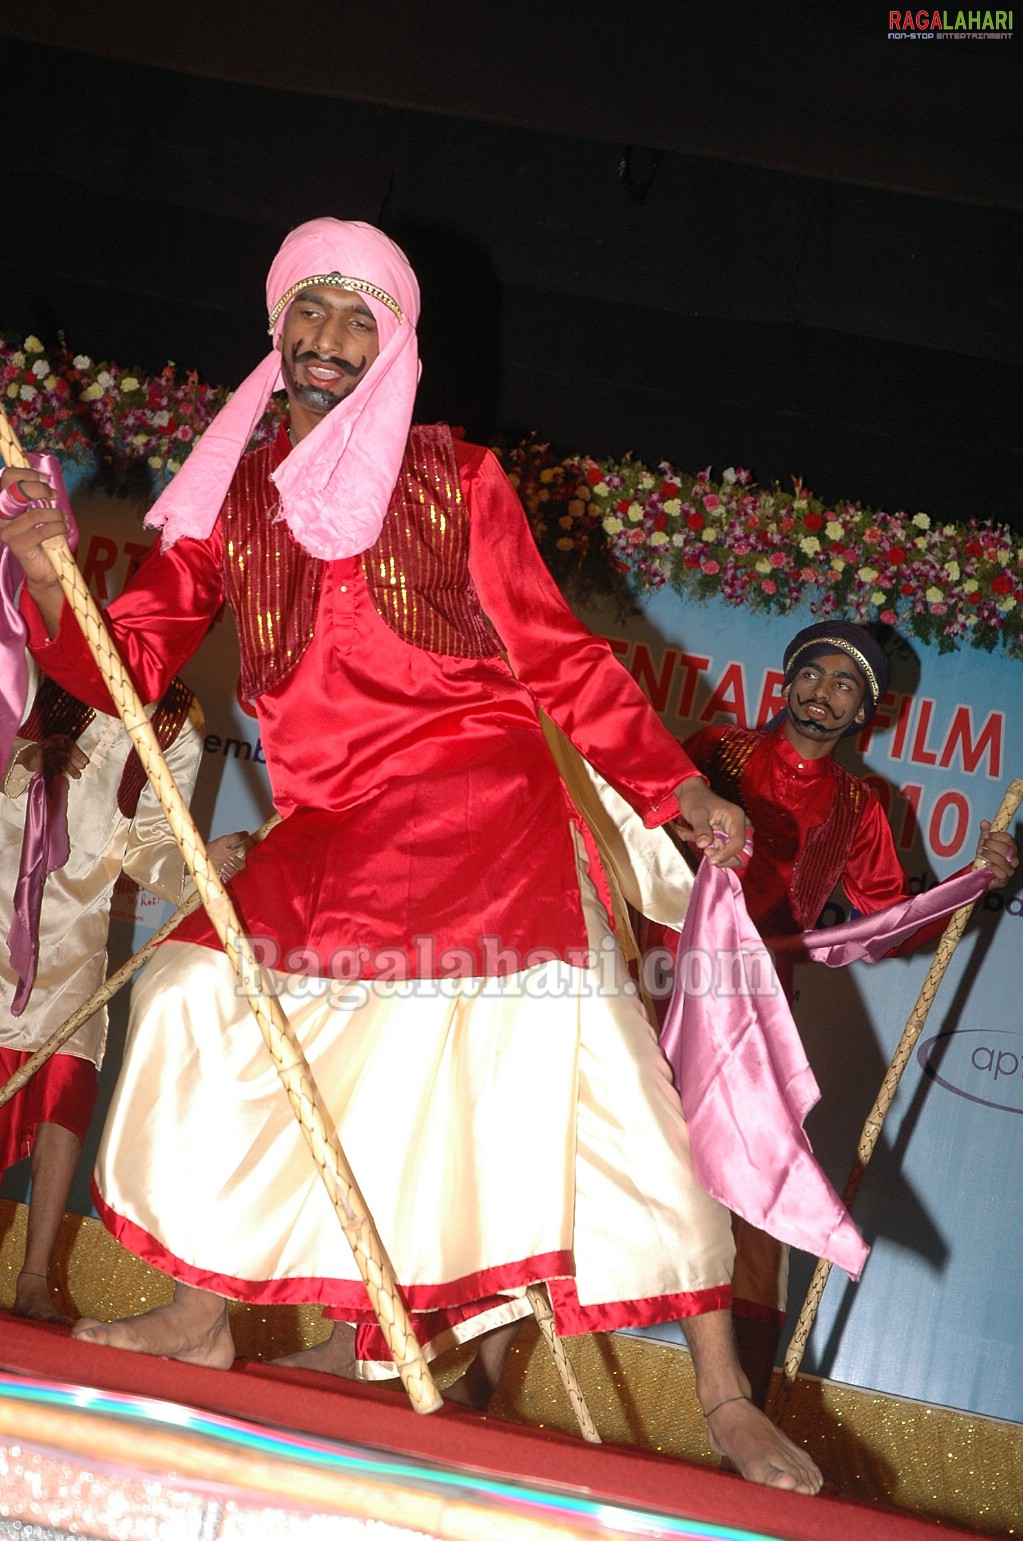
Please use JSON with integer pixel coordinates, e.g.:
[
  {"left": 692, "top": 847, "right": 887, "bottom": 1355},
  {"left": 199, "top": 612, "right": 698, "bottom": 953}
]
[{"left": 28, "top": 438, "right": 698, "bottom": 978}]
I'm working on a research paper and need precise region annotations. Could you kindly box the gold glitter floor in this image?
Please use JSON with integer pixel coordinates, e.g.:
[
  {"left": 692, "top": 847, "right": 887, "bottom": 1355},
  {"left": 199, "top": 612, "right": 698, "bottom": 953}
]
[{"left": 1, "top": 1201, "right": 1021, "bottom": 1537}]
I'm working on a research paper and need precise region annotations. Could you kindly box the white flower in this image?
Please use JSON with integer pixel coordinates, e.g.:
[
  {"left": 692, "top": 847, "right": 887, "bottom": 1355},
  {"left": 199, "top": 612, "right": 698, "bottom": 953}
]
[
  {"left": 793, "top": 499, "right": 808, "bottom": 512},
  {"left": 627, "top": 502, "right": 644, "bottom": 523},
  {"left": 700, "top": 526, "right": 717, "bottom": 543},
  {"left": 671, "top": 532, "right": 685, "bottom": 547},
  {"left": 24, "top": 335, "right": 44, "bottom": 353},
  {"left": 831, "top": 557, "right": 846, "bottom": 573},
  {"left": 858, "top": 565, "right": 878, "bottom": 582},
  {"left": 602, "top": 516, "right": 624, "bottom": 535},
  {"left": 997, "top": 596, "right": 1017, "bottom": 613},
  {"left": 722, "top": 467, "right": 737, "bottom": 484},
  {"left": 996, "top": 548, "right": 1011, "bottom": 567},
  {"left": 593, "top": 481, "right": 609, "bottom": 497},
  {"left": 871, "top": 589, "right": 886, "bottom": 606},
  {"left": 650, "top": 530, "right": 669, "bottom": 547},
  {"left": 944, "top": 560, "right": 960, "bottom": 581},
  {"left": 825, "top": 521, "right": 843, "bottom": 541},
  {"left": 152, "top": 410, "right": 171, "bottom": 427},
  {"left": 18, "top": 383, "right": 36, "bottom": 400},
  {"left": 663, "top": 498, "right": 680, "bottom": 516},
  {"left": 96, "top": 370, "right": 115, "bottom": 389},
  {"left": 31, "top": 358, "right": 49, "bottom": 377},
  {"left": 121, "top": 375, "right": 140, "bottom": 393},
  {"left": 914, "top": 535, "right": 928, "bottom": 550},
  {"left": 912, "top": 512, "right": 931, "bottom": 530},
  {"left": 11, "top": 350, "right": 25, "bottom": 366},
  {"left": 639, "top": 473, "right": 655, "bottom": 490},
  {"left": 925, "top": 585, "right": 944, "bottom": 603},
  {"left": 755, "top": 557, "right": 771, "bottom": 575},
  {"left": 82, "top": 382, "right": 104, "bottom": 401},
  {"left": 963, "top": 579, "right": 979, "bottom": 594},
  {"left": 73, "top": 354, "right": 93, "bottom": 370},
  {"left": 800, "top": 536, "right": 821, "bottom": 555}
]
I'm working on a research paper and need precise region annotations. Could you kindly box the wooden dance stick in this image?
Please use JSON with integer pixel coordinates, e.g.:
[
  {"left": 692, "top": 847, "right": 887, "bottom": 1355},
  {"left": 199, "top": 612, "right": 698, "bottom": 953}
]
[
  {"left": 0, "top": 813, "right": 281, "bottom": 1112},
  {"left": 771, "top": 777, "right": 1023, "bottom": 1421},
  {"left": 525, "top": 1284, "right": 602, "bottom": 1443},
  {"left": 0, "top": 414, "right": 441, "bottom": 1415}
]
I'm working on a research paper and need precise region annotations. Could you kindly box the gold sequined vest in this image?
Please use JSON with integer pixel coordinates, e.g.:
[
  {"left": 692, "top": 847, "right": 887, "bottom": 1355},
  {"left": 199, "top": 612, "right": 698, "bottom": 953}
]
[{"left": 223, "top": 424, "right": 502, "bottom": 700}]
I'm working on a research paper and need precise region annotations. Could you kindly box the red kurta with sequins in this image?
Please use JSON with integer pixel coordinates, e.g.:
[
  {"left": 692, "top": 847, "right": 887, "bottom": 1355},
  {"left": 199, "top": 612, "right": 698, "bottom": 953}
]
[
  {"left": 684, "top": 723, "right": 908, "bottom": 937},
  {"left": 28, "top": 431, "right": 699, "bottom": 979}
]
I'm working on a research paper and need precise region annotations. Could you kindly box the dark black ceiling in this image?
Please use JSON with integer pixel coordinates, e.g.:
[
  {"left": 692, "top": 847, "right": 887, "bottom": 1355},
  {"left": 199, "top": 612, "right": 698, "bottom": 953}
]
[{"left": 1, "top": 2, "right": 1020, "bottom": 528}]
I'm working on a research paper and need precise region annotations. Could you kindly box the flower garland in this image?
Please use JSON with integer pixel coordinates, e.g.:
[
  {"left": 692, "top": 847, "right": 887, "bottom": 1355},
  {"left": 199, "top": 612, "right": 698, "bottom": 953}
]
[{"left": 4, "top": 332, "right": 1022, "bottom": 658}]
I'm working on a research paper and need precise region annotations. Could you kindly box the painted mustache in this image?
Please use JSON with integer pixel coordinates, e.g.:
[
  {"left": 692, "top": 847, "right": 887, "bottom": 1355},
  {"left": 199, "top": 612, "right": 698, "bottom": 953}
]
[{"left": 292, "top": 349, "right": 366, "bottom": 378}]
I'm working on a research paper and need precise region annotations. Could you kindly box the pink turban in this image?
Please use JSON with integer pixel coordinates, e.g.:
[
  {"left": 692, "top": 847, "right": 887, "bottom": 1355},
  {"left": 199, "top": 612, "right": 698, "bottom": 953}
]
[{"left": 146, "top": 218, "right": 421, "bottom": 559}]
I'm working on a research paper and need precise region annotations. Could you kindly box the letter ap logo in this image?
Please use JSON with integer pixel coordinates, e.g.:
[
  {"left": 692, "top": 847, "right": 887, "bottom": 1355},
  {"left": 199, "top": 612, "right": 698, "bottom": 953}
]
[{"left": 919, "top": 1029, "right": 1023, "bottom": 1114}]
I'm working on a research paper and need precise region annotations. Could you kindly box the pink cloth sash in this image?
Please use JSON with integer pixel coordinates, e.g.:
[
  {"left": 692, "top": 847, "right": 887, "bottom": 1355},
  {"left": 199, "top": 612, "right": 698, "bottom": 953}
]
[
  {"left": 6, "top": 769, "right": 70, "bottom": 1015},
  {"left": 777, "top": 867, "right": 990, "bottom": 965},
  {"left": 660, "top": 858, "right": 871, "bottom": 1279}
]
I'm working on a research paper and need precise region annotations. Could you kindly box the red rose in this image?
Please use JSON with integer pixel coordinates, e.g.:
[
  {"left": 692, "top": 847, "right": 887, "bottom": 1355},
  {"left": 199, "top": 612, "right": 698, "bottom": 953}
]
[
  {"left": 586, "top": 465, "right": 603, "bottom": 486},
  {"left": 687, "top": 511, "right": 705, "bottom": 530},
  {"left": 991, "top": 575, "right": 1013, "bottom": 595},
  {"left": 803, "top": 511, "right": 824, "bottom": 531},
  {"left": 660, "top": 481, "right": 679, "bottom": 498}
]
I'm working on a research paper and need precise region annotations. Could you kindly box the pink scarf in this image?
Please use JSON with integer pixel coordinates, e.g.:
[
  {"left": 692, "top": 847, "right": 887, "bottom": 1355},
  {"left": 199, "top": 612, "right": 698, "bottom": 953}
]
[
  {"left": 146, "top": 219, "right": 421, "bottom": 560},
  {"left": 6, "top": 771, "right": 70, "bottom": 1015},
  {"left": 660, "top": 858, "right": 870, "bottom": 1279},
  {"left": 661, "top": 861, "right": 995, "bottom": 1278}
]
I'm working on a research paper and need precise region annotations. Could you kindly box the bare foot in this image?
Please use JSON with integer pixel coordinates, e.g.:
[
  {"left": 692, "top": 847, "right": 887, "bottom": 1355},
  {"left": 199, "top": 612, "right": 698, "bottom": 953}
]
[
  {"left": 13, "top": 1272, "right": 68, "bottom": 1325},
  {"left": 71, "top": 1284, "right": 235, "bottom": 1369},
  {"left": 706, "top": 1394, "right": 822, "bottom": 1495},
  {"left": 274, "top": 1322, "right": 358, "bottom": 1378}
]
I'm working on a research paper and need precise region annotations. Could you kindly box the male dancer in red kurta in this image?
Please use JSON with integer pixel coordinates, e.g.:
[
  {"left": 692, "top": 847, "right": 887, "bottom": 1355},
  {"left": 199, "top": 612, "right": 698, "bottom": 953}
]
[
  {"left": 1, "top": 218, "right": 823, "bottom": 1492},
  {"left": 683, "top": 621, "right": 1018, "bottom": 1403}
]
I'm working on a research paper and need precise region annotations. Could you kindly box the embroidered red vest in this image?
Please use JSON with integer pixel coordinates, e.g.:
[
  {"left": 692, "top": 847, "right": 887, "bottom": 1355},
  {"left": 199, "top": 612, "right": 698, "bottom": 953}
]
[{"left": 699, "top": 725, "right": 869, "bottom": 929}]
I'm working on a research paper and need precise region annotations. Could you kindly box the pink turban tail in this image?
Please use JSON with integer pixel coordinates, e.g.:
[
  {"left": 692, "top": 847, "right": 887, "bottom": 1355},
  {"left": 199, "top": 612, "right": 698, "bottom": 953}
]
[{"left": 146, "top": 218, "right": 422, "bottom": 560}]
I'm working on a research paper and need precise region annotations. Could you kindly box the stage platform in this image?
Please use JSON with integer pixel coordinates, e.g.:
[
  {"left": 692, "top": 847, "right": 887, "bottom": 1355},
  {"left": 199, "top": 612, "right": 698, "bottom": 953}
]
[{"left": 2, "top": 1202, "right": 1019, "bottom": 1539}]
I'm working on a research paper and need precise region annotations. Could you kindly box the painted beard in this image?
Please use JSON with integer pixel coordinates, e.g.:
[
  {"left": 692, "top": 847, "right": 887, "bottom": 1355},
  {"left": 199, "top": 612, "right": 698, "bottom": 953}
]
[
  {"left": 282, "top": 349, "right": 366, "bottom": 415},
  {"left": 787, "top": 694, "right": 851, "bottom": 740}
]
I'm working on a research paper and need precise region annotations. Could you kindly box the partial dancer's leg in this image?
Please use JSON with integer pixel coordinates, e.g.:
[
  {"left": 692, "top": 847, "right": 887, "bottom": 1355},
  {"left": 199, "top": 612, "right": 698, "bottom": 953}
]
[
  {"left": 683, "top": 1309, "right": 821, "bottom": 1495},
  {"left": 72, "top": 1280, "right": 236, "bottom": 1368},
  {"left": 730, "top": 1216, "right": 789, "bottom": 1409},
  {"left": 276, "top": 1321, "right": 358, "bottom": 1377},
  {"left": 440, "top": 1320, "right": 522, "bottom": 1409},
  {"left": 276, "top": 1317, "right": 523, "bottom": 1411},
  {"left": 13, "top": 1120, "right": 80, "bottom": 1323}
]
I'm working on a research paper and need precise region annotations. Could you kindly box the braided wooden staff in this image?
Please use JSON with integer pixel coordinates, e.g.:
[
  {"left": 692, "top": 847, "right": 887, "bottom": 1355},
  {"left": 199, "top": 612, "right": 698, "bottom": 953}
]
[
  {"left": 770, "top": 776, "right": 1023, "bottom": 1423},
  {"left": 0, "top": 813, "right": 281, "bottom": 1112},
  {"left": 1, "top": 413, "right": 441, "bottom": 1415},
  {"left": 525, "top": 1284, "right": 601, "bottom": 1442}
]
